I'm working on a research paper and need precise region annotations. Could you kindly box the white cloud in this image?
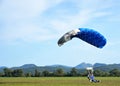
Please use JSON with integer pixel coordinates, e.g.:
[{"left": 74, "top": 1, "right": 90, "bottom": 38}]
[
  {"left": 0, "top": 0, "right": 114, "bottom": 44},
  {"left": 0, "top": 0, "right": 63, "bottom": 21},
  {"left": 50, "top": 2, "right": 111, "bottom": 33},
  {"left": 0, "top": 0, "right": 63, "bottom": 44},
  {"left": 0, "top": 24, "right": 58, "bottom": 44}
]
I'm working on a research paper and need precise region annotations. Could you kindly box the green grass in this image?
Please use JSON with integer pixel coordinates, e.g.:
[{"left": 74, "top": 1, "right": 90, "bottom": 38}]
[{"left": 0, "top": 77, "right": 120, "bottom": 86}]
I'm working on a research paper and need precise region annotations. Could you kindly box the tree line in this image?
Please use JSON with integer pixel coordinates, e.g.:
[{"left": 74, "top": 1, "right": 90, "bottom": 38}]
[{"left": 0, "top": 68, "right": 120, "bottom": 77}]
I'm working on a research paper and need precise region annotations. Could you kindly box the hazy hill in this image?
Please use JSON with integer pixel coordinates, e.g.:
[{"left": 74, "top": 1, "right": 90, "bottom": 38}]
[
  {"left": 0, "top": 63, "right": 120, "bottom": 74},
  {"left": 11, "top": 64, "right": 72, "bottom": 74},
  {"left": 94, "top": 64, "right": 120, "bottom": 72},
  {"left": 93, "top": 63, "right": 107, "bottom": 67},
  {"left": 75, "top": 62, "right": 92, "bottom": 69}
]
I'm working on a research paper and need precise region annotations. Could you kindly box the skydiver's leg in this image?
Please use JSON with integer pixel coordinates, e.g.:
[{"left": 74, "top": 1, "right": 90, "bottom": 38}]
[{"left": 92, "top": 79, "right": 100, "bottom": 83}]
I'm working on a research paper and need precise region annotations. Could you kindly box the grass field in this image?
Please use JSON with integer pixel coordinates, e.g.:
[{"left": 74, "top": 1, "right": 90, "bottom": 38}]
[{"left": 0, "top": 77, "right": 120, "bottom": 86}]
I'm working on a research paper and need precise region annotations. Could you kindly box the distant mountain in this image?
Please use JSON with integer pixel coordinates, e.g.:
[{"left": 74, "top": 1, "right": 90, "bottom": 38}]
[
  {"left": 50, "top": 64, "right": 71, "bottom": 68},
  {"left": 0, "top": 66, "right": 6, "bottom": 68},
  {"left": 20, "top": 64, "right": 37, "bottom": 68},
  {"left": 0, "top": 66, "right": 7, "bottom": 72},
  {"left": 94, "top": 64, "right": 120, "bottom": 72},
  {"left": 11, "top": 64, "right": 72, "bottom": 74},
  {"left": 11, "top": 64, "right": 37, "bottom": 70},
  {"left": 75, "top": 62, "right": 92, "bottom": 69},
  {"left": 93, "top": 63, "right": 107, "bottom": 68},
  {"left": 0, "top": 63, "right": 120, "bottom": 74}
]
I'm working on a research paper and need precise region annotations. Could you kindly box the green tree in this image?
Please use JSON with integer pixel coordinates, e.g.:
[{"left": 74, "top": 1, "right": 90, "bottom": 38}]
[
  {"left": 25, "top": 72, "right": 32, "bottom": 77},
  {"left": 12, "top": 69, "right": 24, "bottom": 77},
  {"left": 34, "top": 69, "right": 41, "bottom": 77},
  {"left": 94, "top": 69, "right": 107, "bottom": 76},
  {"left": 80, "top": 71, "right": 88, "bottom": 76},
  {"left": 109, "top": 69, "right": 120, "bottom": 77},
  {"left": 70, "top": 68, "right": 78, "bottom": 76},
  {"left": 42, "top": 70, "right": 49, "bottom": 77},
  {"left": 0, "top": 72, "right": 3, "bottom": 77},
  {"left": 54, "top": 68, "right": 64, "bottom": 76},
  {"left": 94, "top": 70, "right": 102, "bottom": 76},
  {"left": 3, "top": 68, "right": 12, "bottom": 77}
]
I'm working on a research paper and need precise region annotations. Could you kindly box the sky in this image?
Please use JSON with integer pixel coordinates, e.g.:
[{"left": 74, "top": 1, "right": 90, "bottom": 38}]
[{"left": 0, "top": 0, "right": 120, "bottom": 67}]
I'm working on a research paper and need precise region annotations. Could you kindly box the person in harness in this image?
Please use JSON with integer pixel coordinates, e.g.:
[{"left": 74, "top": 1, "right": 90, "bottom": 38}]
[{"left": 86, "top": 67, "right": 100, "bottom": 83}]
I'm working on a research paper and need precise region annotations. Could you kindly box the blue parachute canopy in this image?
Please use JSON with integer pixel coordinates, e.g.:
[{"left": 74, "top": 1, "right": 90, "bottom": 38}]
[{"left": 58, "top": 28, "right": 107, "bottom": 48}]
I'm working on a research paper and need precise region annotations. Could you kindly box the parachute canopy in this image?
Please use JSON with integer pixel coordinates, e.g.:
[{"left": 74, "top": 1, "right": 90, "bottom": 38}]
[{"left": 57, "top": 28, "right": 107, "bottom": 48}]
